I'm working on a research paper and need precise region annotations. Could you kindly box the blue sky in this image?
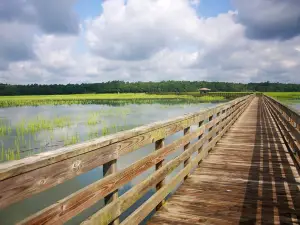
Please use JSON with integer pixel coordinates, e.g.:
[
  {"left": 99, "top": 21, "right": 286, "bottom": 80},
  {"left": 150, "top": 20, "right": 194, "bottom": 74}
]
[
  {"left": 74, "top": 0, "right": 103, "bottom": 20},
  {"left": 74, "top": 0, "right": 234, "bottom": 21},
  {"left": 198, "top": 0, "right": 233, "bottom": 17}
]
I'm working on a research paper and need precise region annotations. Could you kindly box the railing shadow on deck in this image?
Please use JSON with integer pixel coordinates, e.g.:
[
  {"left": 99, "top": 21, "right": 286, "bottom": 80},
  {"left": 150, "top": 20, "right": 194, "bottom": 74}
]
[{"left": 239, "top": 96, "right": 300, "bottom": 224}]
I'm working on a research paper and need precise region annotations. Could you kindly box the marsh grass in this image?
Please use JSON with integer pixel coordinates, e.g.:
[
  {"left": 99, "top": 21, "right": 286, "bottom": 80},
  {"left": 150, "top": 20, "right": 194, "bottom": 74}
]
[
  {"left": 87, "top": 112, "right": 102, "bottom": 126},
  {"left": 64, "top": 133, "right": 80, "bottom": 146},
  {"left": 0, "top": 107, "right": 133, "bottom": 162},
  {"left": 0, "top": 93, "right": 225, "bottom": 108},
  {"left": 0, "top": 95, "right": 219, "bottom": 162},
  {"left": 265, "top": 92, "right": 300, "bottom": 112},
  {"left": 265, "top": 92, "right": 300, "bottom": 100},
  {"left": 0, "top": 122, "right": 12, "bottom": 136},
  {"left": 16, "top": 115, "right": 72, "bottom": 135}
]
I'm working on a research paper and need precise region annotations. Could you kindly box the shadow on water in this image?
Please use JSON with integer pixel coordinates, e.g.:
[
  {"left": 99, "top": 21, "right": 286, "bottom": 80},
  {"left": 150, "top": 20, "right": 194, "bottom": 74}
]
[{"left": 239, "top": 97, "right": 300, "bottom": 224}]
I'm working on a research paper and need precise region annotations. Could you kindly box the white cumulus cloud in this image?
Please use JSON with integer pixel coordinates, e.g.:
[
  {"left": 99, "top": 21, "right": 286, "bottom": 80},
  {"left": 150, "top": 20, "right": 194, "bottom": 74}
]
[{"left": 0, "top": 0, "right": 300, "bottom": 84}]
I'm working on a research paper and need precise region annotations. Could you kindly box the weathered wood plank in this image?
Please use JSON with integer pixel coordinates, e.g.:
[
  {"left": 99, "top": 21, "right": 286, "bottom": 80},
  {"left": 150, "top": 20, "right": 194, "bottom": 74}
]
[
  {"left": 0, "top": 106, "right": 222, "bottom": 209},
  {"left": 121, "top": 141, "right": 212, "bottom": 225},
  {"left": 0, "top": 96, "right": 250, "bottom": 210},
  {"left": 81, "top": 131, "right": 211, "bottom": 225},
  {"left": 121, "top": 98, "right": 251, "bottom": 225},
  {"left": 26, "top": 108, "right": 241, "bottom": 225},
  {"left": 0, "top": 101, "right": 235, "bottom": 178},
  {"left": 264, "top": 97, "right": 300, "bottom": 149},
  {"left": 266, "top": 96, "right": 300, "bottom": 126},
  {"left": 183, "top": 126, "right": 191, "bottom": 180},
  {"left": 103, "top": 159, "right": 119, "bottom": 225},
  {"left": 19, "top": 126, "right": 209, "bottom": 225},
  {"left": 265, "top": 97, "right": 300, "bottom": 141},
  {"left": 264, "top": 97, "right": 300, "bottom": 167},
  {"left": 155, "top": 138, "right": 165, "bottom": 210},
  {"left": 80, "top": 96, "right": 252, "bottom": 225},
  {"left": 0, "top": 94, "right": 254, "bottom": 225},
  {"left": 148, "top": 96, "right": 300, "bottom": 225},
  {"left": 0, "top": 95, "right": 250, "bottom": 181}
]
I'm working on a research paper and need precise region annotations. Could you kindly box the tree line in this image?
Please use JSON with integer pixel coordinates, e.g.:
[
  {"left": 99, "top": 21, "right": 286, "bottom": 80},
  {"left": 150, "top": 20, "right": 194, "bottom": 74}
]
[{"left": 1, "top": 81, "right": 300, "bottom": 95}]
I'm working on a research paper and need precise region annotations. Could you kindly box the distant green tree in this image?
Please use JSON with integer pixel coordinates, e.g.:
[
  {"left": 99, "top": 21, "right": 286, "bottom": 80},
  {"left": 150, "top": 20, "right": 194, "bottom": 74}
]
[{"left": 0, "top": 81, "right": 300, "bottom": 96}]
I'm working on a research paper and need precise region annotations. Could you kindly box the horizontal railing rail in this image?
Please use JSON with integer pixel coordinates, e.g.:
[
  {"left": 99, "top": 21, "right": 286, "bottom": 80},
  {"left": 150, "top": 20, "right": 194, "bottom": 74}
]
[
  {"left": 263, "top": 94, "right": 300, "bottom": 167},
  {"left": 0, "top": 94, "right": 254, "bottom": 225}
]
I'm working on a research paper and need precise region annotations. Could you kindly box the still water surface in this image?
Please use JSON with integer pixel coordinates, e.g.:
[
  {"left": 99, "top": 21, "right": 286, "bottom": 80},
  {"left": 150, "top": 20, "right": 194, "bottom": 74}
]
[
  {"left": 286, "top": 101, "right": 300, "bottom": 113},
  {"left": 0, "top": 101, "right": 218, "bottom": 224}
]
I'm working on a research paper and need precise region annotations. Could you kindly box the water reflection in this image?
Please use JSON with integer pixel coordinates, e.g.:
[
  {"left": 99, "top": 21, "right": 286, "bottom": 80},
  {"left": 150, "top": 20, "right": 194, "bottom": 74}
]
[{"left": 292, "top": 103, "right": 300, "bottom": 112}]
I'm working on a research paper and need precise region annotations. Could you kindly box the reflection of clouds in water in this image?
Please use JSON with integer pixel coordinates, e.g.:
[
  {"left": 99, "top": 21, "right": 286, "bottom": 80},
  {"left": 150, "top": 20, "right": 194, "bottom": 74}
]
[
  {"left": 293, "top": 103, "right": 300, "bottom": 112},
  {"left": 2, "top": 102, "right": 218, "bottom": 155},
  {"left": 128, "top": 103, "right": 215, "bottom": 124},
  {"left": 287, "top": 102, "right": 300, "bottom": 113}
]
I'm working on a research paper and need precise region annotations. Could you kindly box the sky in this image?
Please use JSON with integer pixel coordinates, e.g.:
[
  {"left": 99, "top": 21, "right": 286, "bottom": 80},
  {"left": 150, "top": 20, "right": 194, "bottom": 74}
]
[{"left": 1, "top": 0, "right": 300, "bottom": 84}]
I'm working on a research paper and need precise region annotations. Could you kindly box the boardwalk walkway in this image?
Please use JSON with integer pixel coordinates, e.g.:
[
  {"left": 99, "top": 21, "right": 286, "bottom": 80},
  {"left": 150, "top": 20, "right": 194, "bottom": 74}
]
[{"left": 149, "top": 97, "right": 300, "bottom": 224}]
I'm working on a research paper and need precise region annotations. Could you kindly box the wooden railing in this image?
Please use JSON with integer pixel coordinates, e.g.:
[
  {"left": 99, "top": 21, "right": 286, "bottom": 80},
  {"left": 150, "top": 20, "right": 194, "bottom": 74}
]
[
  {"left": 0, "top": 94, "right": 254, "bottom": 225},
  {"left": 263, "top": 94, "right": 300, "bottom": 167}
]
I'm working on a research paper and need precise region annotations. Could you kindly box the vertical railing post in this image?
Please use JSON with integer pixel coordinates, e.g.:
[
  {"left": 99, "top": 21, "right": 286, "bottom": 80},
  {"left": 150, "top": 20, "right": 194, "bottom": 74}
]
[
  {"left": 198, "top": 120, "right": 204, "bottom": 165},
  {"left": 297, "top": 123, "right": 300, "bottom": 148},
  {"left": 287, "top": 113, "right": 291, "bottom": 122},
  {"left": 103, "top": 159, "right": 119, "bottom": 225},
  {"left": 215, "top": 111, "right": 221, "bottom": 136},
  {"left": 155, "top": 138, "right": 165, "bottom": 210},
  {"left": 291, "top": 119, "right": 295, "bottom": 128},
  {"left": 221, "top": 109, "right": 226, "bottom": 130},
  {"left": 231, "top": 102, "right": 237, "bottom": 121},
  {"left": 226, "top": 106, "right": 231, "bottom": 127},
  {"left": 183, "top": 126, "right": 191, "bottom": 180},
  {"left": 232, "top": 102, "right": 238, "bottom": 121},
  {"left": 208, "top": 115, "right": 214, "bottom": 142}
]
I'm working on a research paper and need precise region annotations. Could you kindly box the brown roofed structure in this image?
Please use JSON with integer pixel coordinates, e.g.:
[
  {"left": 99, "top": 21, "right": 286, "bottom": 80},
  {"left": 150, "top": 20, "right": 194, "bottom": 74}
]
[{"left": 199, "top": 87, "right": 211, "bottom": 93}]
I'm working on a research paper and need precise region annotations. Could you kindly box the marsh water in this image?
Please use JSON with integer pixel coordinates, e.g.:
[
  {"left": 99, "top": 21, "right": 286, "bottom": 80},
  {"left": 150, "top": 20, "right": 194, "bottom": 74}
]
[
  {"left": 287, "top": 101, "right": 300, "bottom": 112},
  {"left": 0, "top": 101, "right": 218, "bottom": 224}
]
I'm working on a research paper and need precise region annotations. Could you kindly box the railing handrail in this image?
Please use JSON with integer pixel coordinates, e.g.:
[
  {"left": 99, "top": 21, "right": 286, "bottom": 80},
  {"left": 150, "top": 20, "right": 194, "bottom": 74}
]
[
  {"left": 264, "top": 95, "right": 300, "bottom": 123},
  {"left": 0, "top": 94, "right": 255, "bottom": 225},
  {"left": 0, "top": 95, "right": 250, "bottom": 178},
  {"left": 263, "top": 94, "right": 300, "bottom": 167}
]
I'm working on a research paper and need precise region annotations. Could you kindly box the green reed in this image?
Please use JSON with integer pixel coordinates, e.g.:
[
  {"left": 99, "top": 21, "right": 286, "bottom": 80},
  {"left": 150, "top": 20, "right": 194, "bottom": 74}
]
[
  {"left": 63, "top": 133, "right": 80, "bottom": 146},
  {"left": 87, "top": 112, "right": 102, "bottom": 126},
  {"left": 16, "top": 115, "right": 71, "bottom": 135},
  {"left": 0, "top": 93, "right": 226, "bottom": 108}
]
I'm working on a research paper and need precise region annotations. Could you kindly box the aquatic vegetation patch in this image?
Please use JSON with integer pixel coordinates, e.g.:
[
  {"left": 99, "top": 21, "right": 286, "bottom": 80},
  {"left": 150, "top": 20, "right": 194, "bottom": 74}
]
[
  {"left": 265, "top": 92, "right": 300, "bottom": 100},
  {"left": 87, "top": 112, "right": 102, "bottom": 126},
  {"left": 0, "top": 96, "right": 221, "bottom": 163},
  {"left": 0, "top": 93, "right": 226, "bottom": 108},
  {"left": 16, "top": 115, "right": 72, "bottom": 134}
]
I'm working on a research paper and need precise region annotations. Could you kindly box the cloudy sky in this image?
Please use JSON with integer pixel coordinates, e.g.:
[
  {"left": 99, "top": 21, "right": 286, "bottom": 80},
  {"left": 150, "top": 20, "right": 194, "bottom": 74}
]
[{"left": 1, "top": 0, "right": 300, "bottom": 84}]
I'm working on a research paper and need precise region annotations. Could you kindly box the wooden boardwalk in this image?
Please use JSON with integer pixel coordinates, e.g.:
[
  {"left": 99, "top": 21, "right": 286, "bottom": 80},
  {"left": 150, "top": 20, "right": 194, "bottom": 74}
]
[
  {"left": 2, "top": 95, "right": 300, "bottom": 225},
  {"left": 149, "top": 97, "right": 300, "bottom": 225}
]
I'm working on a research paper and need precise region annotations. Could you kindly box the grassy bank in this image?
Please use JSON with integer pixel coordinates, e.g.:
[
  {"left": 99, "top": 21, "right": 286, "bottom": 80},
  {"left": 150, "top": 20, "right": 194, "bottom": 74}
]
[
  {"left": 264, "top": 92, "right": 300, "bottom": 100},
  {"left": 264, "top": 92, "right": 300, "bottom": 113},
  {"left": 0, "top": 93, "right": 225, "bottom": 107}
]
